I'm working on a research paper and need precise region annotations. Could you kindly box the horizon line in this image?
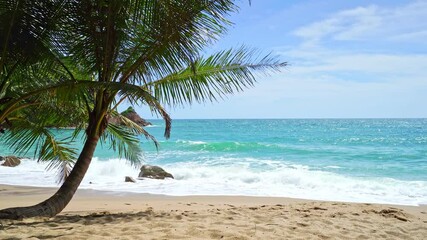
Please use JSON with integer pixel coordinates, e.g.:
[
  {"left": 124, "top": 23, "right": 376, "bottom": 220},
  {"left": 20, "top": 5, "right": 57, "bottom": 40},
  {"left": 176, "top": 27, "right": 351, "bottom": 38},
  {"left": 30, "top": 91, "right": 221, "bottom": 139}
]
[{"left": 144, "top": 117, "right": 427, "bottom": 120}]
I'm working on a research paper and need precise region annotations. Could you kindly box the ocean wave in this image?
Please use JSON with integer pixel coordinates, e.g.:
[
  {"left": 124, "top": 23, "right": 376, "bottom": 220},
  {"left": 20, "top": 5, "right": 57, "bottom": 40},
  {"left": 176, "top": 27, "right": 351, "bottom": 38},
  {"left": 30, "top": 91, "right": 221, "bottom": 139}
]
[
  {"left": 144, "top": 125, "right": 160, "bottom": 128},
  {"left": 324, "top": 165, "right": 342, "bottom": 169},
  {"left": 1, "top": 158, "right": 426, "bottom": 206},
  {"left": 169, "top": 140, "right": 289, "bottom": 153},
  {"left": 176, "top": 140, "right": 208, "bottom": 145}
]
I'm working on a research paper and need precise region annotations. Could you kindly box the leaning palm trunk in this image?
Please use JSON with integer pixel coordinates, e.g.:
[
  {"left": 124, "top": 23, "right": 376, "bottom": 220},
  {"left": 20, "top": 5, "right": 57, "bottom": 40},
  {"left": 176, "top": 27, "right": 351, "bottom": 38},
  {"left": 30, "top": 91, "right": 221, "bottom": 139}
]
[
  {"left": 0, "top": 0, "right": 286, "bottom": 220},
  {"left": 0, "top": 133, "right": 100, "bottom": 220}
]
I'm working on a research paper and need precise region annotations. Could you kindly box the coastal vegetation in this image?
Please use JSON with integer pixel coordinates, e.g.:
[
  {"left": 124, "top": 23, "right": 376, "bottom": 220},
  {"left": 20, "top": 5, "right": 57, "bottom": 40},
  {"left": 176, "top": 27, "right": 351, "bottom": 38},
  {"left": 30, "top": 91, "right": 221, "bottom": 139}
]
[{"left": 0, "top": 0, "right": 285, "bottom": 219}]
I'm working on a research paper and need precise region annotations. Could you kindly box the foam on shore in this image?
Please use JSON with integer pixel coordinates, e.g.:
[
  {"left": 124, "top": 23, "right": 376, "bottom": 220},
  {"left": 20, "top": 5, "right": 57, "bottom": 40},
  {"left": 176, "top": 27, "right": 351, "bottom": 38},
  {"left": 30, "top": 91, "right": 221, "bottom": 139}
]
[{"left": 1, "top": 157, "right": 426, "bottom": 206}]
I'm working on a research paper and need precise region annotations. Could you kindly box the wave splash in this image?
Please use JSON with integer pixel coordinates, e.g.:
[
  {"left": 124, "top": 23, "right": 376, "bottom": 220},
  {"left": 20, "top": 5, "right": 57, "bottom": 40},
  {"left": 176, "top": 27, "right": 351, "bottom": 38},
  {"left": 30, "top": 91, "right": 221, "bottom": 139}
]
[{"left": 1, "top": 157, "right": 426, "bottom": 206}]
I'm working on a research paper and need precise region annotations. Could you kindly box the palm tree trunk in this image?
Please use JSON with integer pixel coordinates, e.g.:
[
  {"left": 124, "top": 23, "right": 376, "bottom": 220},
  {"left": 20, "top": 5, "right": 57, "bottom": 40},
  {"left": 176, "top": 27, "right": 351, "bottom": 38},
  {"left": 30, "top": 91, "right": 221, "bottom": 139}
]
[{"left": 0, "top": 134, "right": 100, "bottom": 220}]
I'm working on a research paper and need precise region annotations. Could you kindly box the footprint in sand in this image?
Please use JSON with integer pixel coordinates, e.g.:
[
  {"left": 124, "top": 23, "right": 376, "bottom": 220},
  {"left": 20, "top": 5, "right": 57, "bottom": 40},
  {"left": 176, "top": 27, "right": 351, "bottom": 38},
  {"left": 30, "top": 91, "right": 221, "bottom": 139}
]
[{"left": 312, "top": 206, "right": 328, "bottom": 211}]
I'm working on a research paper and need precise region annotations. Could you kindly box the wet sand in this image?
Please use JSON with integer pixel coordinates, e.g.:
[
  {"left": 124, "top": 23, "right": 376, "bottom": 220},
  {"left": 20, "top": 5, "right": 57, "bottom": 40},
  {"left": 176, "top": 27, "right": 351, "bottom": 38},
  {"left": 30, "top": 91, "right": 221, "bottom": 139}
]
[{"left": 1, "top": 185, "right": 427, "bottom": 239}]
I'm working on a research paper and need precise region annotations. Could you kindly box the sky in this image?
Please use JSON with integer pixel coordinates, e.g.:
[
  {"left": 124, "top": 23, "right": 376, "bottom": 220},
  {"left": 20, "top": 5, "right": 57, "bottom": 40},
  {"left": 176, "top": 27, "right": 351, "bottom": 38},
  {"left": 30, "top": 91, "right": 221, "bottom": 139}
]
[{"left": 130, "top": 0, "right": 427, "bottom": 119}]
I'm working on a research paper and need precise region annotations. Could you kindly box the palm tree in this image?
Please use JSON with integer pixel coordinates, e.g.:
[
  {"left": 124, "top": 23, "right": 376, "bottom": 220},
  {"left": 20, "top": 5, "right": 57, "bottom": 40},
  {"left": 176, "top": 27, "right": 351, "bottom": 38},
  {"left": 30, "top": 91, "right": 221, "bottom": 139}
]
[
  {"left": 0, "top": 0, "right": 71, "bottom": 127},
  {"left": 0, "top": 0, "right": 286, "bottom": 220},
  {"left": 0, "top": 0, "right": 86, "bottom": 184}
]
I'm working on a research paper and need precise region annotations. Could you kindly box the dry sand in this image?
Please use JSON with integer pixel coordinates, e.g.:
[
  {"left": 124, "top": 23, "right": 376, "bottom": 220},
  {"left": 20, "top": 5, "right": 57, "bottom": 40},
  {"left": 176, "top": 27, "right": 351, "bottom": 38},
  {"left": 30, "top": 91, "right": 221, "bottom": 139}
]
[{"left": 1, "top": 184, "right": 427, "bottom": 239}]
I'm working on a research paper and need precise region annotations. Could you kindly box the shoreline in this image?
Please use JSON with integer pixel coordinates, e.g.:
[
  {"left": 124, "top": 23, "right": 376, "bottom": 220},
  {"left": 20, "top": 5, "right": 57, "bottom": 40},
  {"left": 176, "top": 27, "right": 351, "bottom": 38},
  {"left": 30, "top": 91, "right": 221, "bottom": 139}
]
[
  {"left": 0, "top": 184, "right": 330, "bottom": 212},
  {"left": 1, "top": 184, "right": 427, "bottom": 239},
  {"left": 1, "top": 184, "right": 426, "bottom": 212}
]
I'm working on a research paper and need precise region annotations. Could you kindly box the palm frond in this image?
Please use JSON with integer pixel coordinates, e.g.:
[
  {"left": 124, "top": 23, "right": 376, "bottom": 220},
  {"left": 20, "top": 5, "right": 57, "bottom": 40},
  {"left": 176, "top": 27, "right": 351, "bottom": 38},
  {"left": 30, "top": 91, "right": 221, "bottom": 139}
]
[
  {"left": 118, "top": 0, "right": 237, "bottom": 84},
  {"left": 0, "top": 0, "right": 285, "bottom": 193},
  {"left": 40, "top": 135, "right": 77, "bottom": 184},
  {"left": 3, "top": 119, "right": 77, "bottom": 183},
  {"left": 103, "top": 123, "right": 142, "bottom": 166},
  {"left": 0, "top": 0, "right": 69, "bottom": 80},
  {"left": 111, "top": 110, "right": 159, "bottom": 149},
  {"left": 1, "top": 79, "right": 172, "bottom": 138},
  {"left": 148, "top": 46, "right": 287, "bottom": 106}
]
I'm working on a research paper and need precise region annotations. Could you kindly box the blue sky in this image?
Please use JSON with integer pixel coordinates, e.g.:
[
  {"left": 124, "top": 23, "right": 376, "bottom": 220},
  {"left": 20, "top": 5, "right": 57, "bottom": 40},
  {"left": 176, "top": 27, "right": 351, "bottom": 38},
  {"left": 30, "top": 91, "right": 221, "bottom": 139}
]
[{"left": 130, "top": 0, "right": 427, "bottom": 119}]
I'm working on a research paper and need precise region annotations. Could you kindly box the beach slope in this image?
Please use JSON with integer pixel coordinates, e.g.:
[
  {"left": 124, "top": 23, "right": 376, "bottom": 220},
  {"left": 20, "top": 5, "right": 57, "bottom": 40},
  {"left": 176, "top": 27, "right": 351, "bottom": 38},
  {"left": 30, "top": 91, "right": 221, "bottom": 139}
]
[{"left": 1, "top": 185, "right": 426, "bottom": 239}]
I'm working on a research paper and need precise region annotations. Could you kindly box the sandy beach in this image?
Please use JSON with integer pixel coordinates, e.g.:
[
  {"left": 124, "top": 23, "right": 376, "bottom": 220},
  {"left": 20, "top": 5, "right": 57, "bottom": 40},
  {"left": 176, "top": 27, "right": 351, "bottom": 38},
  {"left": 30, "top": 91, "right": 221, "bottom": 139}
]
[{"left": 0, "top": 185, "right": 426, "bottom": 239}]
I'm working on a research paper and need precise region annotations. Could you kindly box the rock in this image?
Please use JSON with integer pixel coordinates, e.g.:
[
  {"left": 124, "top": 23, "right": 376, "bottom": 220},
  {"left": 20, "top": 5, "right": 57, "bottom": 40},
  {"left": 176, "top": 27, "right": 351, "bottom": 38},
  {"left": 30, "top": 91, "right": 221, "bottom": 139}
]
[
  {"left": 108, "top": 116, "right": 122, "bottom": 125},
  {"left": 1, "top": 156, "right": 21, "bottom": 167},
  {"left": 125, "top": 176, "right": 137, "bottom": 183},
  {"left": 121, "top": 107, "right": 151, "bottom": 126},
  {"left": 109, "top": 107, "right": 151, "bottom": 127},
  {"left": 138, "top": 165, "right": 174, "bottom": 179}
]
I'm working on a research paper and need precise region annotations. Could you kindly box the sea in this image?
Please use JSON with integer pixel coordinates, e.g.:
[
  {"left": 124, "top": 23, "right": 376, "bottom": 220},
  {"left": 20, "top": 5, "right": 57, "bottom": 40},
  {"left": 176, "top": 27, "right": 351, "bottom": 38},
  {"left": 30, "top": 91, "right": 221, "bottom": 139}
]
[{"left": 1, "top": 119, "right": 426, "bottom": 206}]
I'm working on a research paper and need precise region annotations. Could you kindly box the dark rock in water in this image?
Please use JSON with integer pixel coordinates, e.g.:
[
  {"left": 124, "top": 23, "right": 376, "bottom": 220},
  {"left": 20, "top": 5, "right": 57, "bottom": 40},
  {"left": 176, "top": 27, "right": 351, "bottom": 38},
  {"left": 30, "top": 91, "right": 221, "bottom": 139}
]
[
  {"left": 109, "top": 107, "right": 151, "bottom": 127},
  {"left": 1, "top": 156, "right": 21, "bottom": 167},
  {"left": 122, "top": 107, "right": 151, "bottom": 126},
  {"left": 125, "top": 176, "right": 137, "bottom": 183},
  {"left": 138, "top": 165, "right": 174, "bottom": 179},
  {"left": 108, "top": 116, "right": 122, "bottom": 125}
]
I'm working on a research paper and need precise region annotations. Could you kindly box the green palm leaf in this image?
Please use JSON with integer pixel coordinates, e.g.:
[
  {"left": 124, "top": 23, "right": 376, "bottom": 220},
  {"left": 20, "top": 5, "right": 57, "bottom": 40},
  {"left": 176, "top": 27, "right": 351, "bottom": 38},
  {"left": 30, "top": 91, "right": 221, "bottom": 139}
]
[
  {"left": 109, "top": 111, "right": 159, "bottom": 149},
  {"left": 103, "top": 123, "right": 142, "bottom": 166},
  {"left": 3, "top": 118, "right": 77, "bottom": 183},
  {"left": 149, "top": 46, "right": 287, "bottom": 106},
  {"left": 0, "top": 0, "right": 288, "bottom": 220},
  {"left": 118, "top": 0, "right": 238, "bottom": 85}
]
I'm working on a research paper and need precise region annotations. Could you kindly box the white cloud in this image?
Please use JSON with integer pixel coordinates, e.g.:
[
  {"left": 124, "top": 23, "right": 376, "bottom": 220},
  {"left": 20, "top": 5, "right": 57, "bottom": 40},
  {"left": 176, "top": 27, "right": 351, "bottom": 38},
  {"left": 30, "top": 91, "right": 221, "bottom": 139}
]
[
  {"left": 284, "top": 1, "right": 427, "bottom": 86},
  {"left": 285, "top": 50, "right": 427, "bottom": 82},
  {"left": 293, "top": 1, "right": 427, "bottom": 44},
  {"left": 390, "top": 30, "right": 427, "bottom": 42},
  {"left": 137, "top": 1, "right": 427, "bottom": 118},
  {"left": 265, "top": 1, "right": 427, "bottom": 117}
]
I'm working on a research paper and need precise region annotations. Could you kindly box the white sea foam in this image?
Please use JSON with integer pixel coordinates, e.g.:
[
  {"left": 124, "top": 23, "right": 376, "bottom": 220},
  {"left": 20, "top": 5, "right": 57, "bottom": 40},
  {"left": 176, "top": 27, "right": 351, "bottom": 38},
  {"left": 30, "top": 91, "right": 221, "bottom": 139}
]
[
  {"left": 324, "top": 165, "right": 342, "bottom": 169},
  {"left": 144, "top": 124, "right": 160, "bottom": 128},
  {"left": 176, "top": 140, "right": 207, "bottom": 145},
  {"left": 1, "top": 158, "right": 426, "bottom": 206}
]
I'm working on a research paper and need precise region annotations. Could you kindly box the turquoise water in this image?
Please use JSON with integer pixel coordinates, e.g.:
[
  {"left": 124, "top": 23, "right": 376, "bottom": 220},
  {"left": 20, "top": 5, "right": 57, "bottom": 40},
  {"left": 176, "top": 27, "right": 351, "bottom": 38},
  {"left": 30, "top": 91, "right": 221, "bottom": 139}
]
[
  {"left": 141, "top": 119, "right": 427, "bottom": 181},
  {"left": 1, "top": 119, "right": 427, "bottom": 205}
]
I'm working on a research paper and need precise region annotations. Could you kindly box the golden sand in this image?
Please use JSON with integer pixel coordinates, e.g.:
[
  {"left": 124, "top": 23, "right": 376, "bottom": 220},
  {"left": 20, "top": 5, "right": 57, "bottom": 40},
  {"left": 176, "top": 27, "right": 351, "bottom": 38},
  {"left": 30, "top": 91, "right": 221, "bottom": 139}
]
[{"left": 1, "top": 185, "right": 426, "bottom": 239}]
